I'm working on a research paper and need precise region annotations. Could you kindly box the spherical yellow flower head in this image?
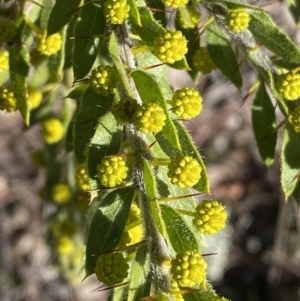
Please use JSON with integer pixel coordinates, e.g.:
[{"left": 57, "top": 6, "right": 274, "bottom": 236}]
[
  {"left": 167, "top": 156, "right": 201, "bottom": 188},
  {"left": 171, "top": 250, "right": 207, "bottom": 287},
  {"left": 192, "top": 47, "right": 216, "bottom": 74},
  {"left": 0, "top": 86, "right": 18, "bottom": 112},
  {"left": 0, "top": 50, "right": 9, "bottom": 72},
  {"left": 171, "top": 279, "right": 184, "bottom": 301},
  {"left": 153, "top": 30, "right": 188, "bottom": 64},
  {"left": 90, "top": 65, "right": 119, "bottom": 96},
  {"left": 42, "top": 118, "right": 65, "bottom": 144},
  {"left": 104, "top": 0, "right": 130, "bottom": 24},
  {"left": 172, "top": 87, "right": 203, "bottom": 120},
  {"left": 36, "top": 30, "right": 62, "bottom": 56},
  {"left": 52, "top": 183, "right": 71, "bottom": 204},
  {"left": 177, "top": 5, "right": 201, "bottom": 29},
  {"left": 57, "top": 236, "right": 74, "bottom": 256},
  {"left": 225, "top": 9, "right": 250, "bottom": 33},
  {"left": 0, "top": 19, "right": 17, "bottom": 43},
  {"left": 27, "top": 89, "right": 43, "bottom": 109},
  {"left": 97, "top": 156, "right": 129, "bottom": 187},
  {"left": 112, "top": 97, "right": 139, "bottom": 124},
  {"left": 76, "top": 162, "right": 90, "bottom": 191},
  {"left": 95, "top": 252, "right": 129, "bottom": 286},
  {"left": 276, "top": 71, "right": 300, "bottom": 101},
  {"left": 289, "top": 106, "right": 300, "bottom": 133},
  {"left": 163, "top": 0, "right": 188, "bottom": 9},
  {"left": 193, "top": 200, "right": 227, "bottom": 235},
  {"left": 133, "top": 102, "right": 166, "bottom": 133}
]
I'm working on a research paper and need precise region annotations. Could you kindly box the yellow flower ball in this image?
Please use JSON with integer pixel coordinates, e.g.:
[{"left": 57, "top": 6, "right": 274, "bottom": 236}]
[
  {"left": 42, "top": 118, "right": 65, "bottom": 144},
  {"left": 36, "top": 30, "right": 62, "bottom": 56},
  {"left": 27, "top": 89, "right": 43, "bottom": 109},
  {"left": 52, "top": 183, "right": 71, "bottom": 204}
]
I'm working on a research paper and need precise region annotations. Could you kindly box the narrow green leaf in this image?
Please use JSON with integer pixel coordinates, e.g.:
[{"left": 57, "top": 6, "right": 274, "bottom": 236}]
[
  {"left": 73, "top": 2, "right": 105, "bottom": 80},
  {"left": 85, "top": 187, "right": 134, "bottom": 276},
  {"left": 86, "top": 112, "right": 123, "bottom": 191},
  {"left": 73, "top": 87, "right": 114, "bottom": 163},
  {"left": 9, "top": 45, "right": 30, "bottom": 125},
  {"left": 173, "top": 120, "right": 210, "bottom": 194},
  {"left": 143, "top": 159, "right": 166, "bottom": 237},
  {"left": 248, "top": 9, "right": 300, "bottom": 65},
  {"left": 252, "top": 83, "right": 277, "bottom": 167},
  {"left": 281, "top": 124, "right": 300, "bottom": 198},
  {"left": 128, "top": 0, "right": 141, "bottom": 26},
  {"left": 160, "top": 204, "right": 199, "bottom": 253},
  {"left": 132, "top": 70, "right": 181, "bottom": 150},
  {"left": 206, "top": 21, "right": 242, "bottom": 89},
  {"left": 108, "top": 33, "right": 132, "bottom": 95},
  {"left": 39, "top": 0, "right": 55, "bottom": 29},
  {"left": 128, "top": 244, "right": 151, "bottom": 301},
  {"left": 47, "top": 0, "right": 81, "bottom": 35}
]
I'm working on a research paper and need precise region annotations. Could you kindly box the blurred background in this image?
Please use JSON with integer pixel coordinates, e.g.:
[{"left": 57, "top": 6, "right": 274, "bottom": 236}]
[{"left": 1, "top": 0, "right": 300, "bottom": 300}]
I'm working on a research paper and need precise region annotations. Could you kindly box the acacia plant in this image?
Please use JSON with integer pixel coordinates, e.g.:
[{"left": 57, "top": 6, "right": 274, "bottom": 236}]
[{"left": 1, "top": 0, "right": 300, "bottom": 300}]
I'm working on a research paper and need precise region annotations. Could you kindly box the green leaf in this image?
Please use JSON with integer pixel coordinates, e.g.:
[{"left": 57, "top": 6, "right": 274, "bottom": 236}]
[
  {"left": 160, "top": 204, "right": 199, "bottom": 253},
  {"left": 248, "top": 9, "right": 300, "bottom": 65},
  {"left": 73, "top": 87, "right": 114, "bottom": 163},
  {"left": 135, "top": 51, "right": 173, "bottom": 100},
  {"left": 47, "top": 0, "right": 81, "bottom": 35},
  {"left": 206, "top": 21, "right": 243, "bottom": 89},
  {"left": 86, "top": 112, "right": 123, "bottom": 191},
  {"left": 131, "top": 70, "right": 181, "bottom": 150},
  {"left": 9, "top": 45, "right": 30, "bottom": 125},
  {"left": 281, "top": 124, "right": 300, "bottom": 199},
  {"left": 39, "top": 0, "right": 55, "bottom": 29},
  {"left": 128, "top": 244, "right": 151, "bottom": 301},
  {"left": 142, "top": 159, "right": 166, "bottom": 237},
  {"left": 174, "top": 120, "right": 210, "bottom": 194},
  {"left": 85, "top": 187, "right": 134, "bottom": 276},
  {"left": 128, "top": 0, "right": 141, "bottom": 26},
  {"left": 73, "top": 2, "right": 105, "bottom": 80},
  {"left": 108, "top": 33, "right": 132, "bottom": 95},
  {"left": 252, "top": 82, "right": 277, "bottom": 167}
]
